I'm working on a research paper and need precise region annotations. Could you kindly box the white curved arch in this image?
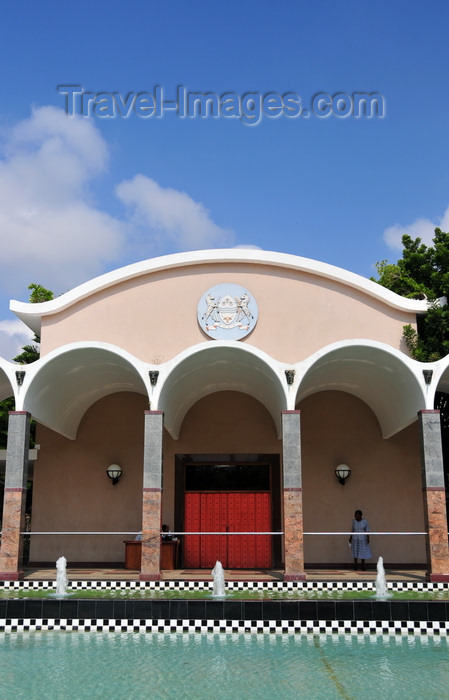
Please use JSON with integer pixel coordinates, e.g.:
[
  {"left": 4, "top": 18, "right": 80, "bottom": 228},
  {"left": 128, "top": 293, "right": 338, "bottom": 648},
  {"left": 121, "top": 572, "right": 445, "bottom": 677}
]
[
  {"left": 22, "top": 342, "right": 149, "bottom": 439},
  {"left": 10, "top": 249, "right": 429, "bottom": 335},
  {"left": 0, "top": 358, "right": 17, "bottom": 403},
  {"left": 296, "top": 340, "right": 427, "bottom": 438},
  {"left": 155, "top": 340, "right": 288, "bottom": 439},
  {"left": 6, "top": 335, "right": 437, "bottom": 441}
]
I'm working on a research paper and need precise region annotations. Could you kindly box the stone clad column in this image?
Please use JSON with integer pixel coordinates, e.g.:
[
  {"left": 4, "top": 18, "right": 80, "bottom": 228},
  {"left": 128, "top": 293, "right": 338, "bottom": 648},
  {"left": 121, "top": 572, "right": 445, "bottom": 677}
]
[
  {"left": 419, "top": 410, "right": 449, "bottom": 582},
  {"left": 282, "top": 410, "right": 306, "bottom": 581},
  {"left": 139, "top": 410, "right": 163, "bottom": 581},
  {"left": 0, "top": 411, "right": 31, "bottom": 581}
]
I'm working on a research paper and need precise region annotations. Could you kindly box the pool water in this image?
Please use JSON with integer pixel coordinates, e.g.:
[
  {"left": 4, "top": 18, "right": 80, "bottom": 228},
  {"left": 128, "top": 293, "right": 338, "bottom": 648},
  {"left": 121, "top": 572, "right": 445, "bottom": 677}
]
[
  {"left": 2, "top": 587, "right": 449, "bottom": 600},
  {"left": 1, "top": 631, "right": 448, "bottom": 699}
]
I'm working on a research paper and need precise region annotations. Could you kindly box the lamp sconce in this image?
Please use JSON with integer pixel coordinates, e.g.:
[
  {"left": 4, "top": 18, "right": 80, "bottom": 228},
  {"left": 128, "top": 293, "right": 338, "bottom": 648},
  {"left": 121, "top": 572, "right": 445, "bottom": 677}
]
[
  {"left": 16, "top": 370, "right": 25, "bottom": 386},
  {"left": 285, "top": 369, "right": 296, "bottom": 385},
  {"left": 106, "top": 464, "right": 122, "bottom": 486},
  {"left": 335, "top": 464, "right": 351, "bottom": 485},
  {"left": 149, "top": 370, "right": 159, "bottom": 387},
  {"left": 423, "top": 369, "right": 433, "bottom": 385}
]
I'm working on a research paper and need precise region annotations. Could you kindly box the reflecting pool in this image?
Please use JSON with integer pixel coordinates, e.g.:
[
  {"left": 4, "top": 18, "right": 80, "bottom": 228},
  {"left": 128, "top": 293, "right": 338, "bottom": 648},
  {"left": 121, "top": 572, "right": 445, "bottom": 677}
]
[
  {"left": 1, "top": 586, "right": 449, "bottom": 600},
  {"left": 1, "top": 631, "right": 448, "bottom": 699}
]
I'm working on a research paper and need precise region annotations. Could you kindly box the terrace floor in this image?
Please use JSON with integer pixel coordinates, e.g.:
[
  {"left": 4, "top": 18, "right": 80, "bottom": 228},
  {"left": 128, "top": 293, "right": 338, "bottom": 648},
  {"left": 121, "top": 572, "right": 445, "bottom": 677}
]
[{"left": 21, "top": 566, "right": 429, "bottom": 583}]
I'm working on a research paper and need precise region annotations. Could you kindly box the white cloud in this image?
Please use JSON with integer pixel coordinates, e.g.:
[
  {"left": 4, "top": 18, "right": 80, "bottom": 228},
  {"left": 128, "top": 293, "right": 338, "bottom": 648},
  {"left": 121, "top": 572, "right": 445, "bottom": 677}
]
[
  {"left": 0, "top": 106, "right": 234, "bottom": 300},
  {"left": 116, "top": 174, "right": 233, "bottom": 250},
  {"left": 0, "top": 105, "right": 237, "bottom": 359},
  {"left": 0, "top": 106, "right": 124, "bottom": 294},
  {"left": 0, "top": 319, "right": 34, "bottom": 362},
  {"left": 383, "top": 205, "right": 449, "bottom": 250}
]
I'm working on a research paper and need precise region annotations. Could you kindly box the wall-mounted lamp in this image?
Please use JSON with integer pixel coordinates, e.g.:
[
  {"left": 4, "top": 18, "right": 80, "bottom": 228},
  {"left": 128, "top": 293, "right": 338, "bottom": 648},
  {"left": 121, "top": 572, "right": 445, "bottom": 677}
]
[
  {"left": 106, "top": 464, "right": 122, "bottom": 485},
  {"left": 423, "top": 369, "right": 433, "bottom": 385},
  {"left": 335, "top": 464, "right": 351, "bottom": 485},
  {"left": 149, "top": 370, "right": 159, "bottom": 387},
  {"left": 285, "top": 369, "right": 296, "bottom": 385},
  {"left": 15, "top": 370, "right": 25, "bottom": 386}
]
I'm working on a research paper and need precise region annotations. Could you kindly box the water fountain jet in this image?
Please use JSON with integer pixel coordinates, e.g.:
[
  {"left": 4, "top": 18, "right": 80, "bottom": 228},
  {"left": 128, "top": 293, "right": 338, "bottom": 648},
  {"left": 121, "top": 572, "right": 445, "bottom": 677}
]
[
  {"left": 375, "top": 556, "right": 390, "bottom": 599},
  {"left": 55, "top": 556, "right": 68, "bottom": 596},
  {"left": 211, "top": 561, "right": 226, "bottom": 597}
]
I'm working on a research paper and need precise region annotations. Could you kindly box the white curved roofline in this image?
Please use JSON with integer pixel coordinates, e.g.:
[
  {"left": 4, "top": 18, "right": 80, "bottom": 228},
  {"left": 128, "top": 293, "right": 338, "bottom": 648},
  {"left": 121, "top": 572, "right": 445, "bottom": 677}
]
[{"left": 10, "top": 248, "right": 428, "bottom": 334}]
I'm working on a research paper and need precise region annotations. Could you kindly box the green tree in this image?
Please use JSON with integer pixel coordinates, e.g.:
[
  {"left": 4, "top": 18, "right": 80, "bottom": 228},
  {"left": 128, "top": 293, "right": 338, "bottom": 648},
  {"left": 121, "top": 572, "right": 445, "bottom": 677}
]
[
  {"left": 372, "top": 229, "right": 449, "bottom": 361},
  {"left": 27, "top": 283, "right": 54, "bottom": 304},
  {"left": 13, "top": 342, "right": 41, "bottom": 365},
  {"left": 12, "top": 283, "right": 54, "bottom": 365},
  {"left": 0, "top": 397, "right": 14, "bottom": 449}
]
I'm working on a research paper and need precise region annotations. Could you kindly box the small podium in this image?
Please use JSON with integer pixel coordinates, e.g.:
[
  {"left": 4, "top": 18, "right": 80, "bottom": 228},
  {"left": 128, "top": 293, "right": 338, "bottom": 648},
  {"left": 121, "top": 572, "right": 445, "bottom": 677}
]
[
  {"left": 123, "top": 539, "right": 179, "bottom": 570},
  {"left": 123, "top": 541, "right": 141, "bottom": 570},
  {"left": 161, "top": 540, "right": 179, "bottom": 570}
]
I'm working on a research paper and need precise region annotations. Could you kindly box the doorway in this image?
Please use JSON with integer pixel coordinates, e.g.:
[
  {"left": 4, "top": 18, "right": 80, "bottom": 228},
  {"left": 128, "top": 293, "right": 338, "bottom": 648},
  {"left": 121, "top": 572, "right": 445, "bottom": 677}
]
[
  {"left": 175, "top": 456, "right": 282, "bottom": 569},
  {"left": 184, "top": 491, "right": 271, "bottom": 568}
]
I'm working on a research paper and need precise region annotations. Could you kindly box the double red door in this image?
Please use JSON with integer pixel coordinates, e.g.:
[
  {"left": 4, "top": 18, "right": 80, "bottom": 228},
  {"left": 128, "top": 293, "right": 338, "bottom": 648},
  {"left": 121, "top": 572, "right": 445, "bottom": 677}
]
[{"left": 183, "top": 492, "right": 272, "bottom": 568}]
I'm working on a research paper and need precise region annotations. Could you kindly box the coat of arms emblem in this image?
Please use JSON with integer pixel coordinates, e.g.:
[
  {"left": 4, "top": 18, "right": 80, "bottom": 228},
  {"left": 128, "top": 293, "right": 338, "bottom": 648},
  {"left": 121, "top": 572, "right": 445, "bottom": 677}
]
[{"left": 197, "top": 284, "right": 258, "bottom": 340}]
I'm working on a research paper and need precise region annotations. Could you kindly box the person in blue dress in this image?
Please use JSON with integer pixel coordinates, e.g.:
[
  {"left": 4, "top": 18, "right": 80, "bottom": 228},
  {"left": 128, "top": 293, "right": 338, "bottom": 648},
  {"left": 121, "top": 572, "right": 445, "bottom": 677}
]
[{"left": 348, "top": 509, "right": 372, "bottom": 570}]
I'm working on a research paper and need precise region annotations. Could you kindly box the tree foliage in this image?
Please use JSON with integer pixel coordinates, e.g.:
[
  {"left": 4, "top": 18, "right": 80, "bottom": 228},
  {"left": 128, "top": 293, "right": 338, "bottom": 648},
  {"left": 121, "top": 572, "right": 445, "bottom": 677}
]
[
  {"left": 0, "top": 397, "right": 14, "bottom": 450},
  {"left": 372, "top": 229, "right": 449, "bottom": 361},
  {"left": 12, "top": 283, "right": 54, "bottom": 365},
  {"left": 13, "top": 342, "right": 41, "bottom": 365},
  {"left": 27, "top": 283, "right": 54, "bottom": 304}
]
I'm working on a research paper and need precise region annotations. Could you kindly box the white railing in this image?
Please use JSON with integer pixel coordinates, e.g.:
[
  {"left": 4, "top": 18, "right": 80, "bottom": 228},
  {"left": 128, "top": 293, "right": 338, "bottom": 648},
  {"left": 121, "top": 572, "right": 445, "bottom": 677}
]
[
  {"left": 11, "top": 530, "right": 428, "bottom": 536},
  {"left": 303, "top": 532, "right": 428, "bottom": 536}
]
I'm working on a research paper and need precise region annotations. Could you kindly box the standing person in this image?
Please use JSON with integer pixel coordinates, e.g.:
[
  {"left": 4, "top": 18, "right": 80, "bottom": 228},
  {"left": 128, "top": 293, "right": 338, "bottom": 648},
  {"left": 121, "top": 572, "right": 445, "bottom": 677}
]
[{"left": 348, "top": 509, "right": 372, "bottom": 570}]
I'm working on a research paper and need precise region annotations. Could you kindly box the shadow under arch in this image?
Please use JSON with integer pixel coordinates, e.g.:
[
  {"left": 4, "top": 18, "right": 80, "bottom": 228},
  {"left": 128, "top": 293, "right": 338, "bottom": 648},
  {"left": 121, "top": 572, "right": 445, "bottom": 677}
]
[
  {"left": 296, "top": 341, "right": 426, "bottom": 438},
  {"left": 24, "top": 343, "right": 148, "bottom": 439},
  {"left": 158, "top": 342, "right": 286, "bottom": 439}
]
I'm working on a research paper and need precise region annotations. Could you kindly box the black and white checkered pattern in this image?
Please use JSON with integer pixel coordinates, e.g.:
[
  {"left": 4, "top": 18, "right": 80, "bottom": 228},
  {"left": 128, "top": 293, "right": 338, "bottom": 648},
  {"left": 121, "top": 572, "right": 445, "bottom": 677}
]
[
  {"left": 1, "top": 617, "right": 447, "bottom": 636},
  {"left": 1, "top": 579, "right": 447, "bottom": 593}
]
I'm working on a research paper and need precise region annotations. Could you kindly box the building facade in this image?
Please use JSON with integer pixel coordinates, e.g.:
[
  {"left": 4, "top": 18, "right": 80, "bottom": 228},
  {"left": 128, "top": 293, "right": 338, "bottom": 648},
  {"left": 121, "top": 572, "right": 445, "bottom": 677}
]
[{"left": 1, "top": 249, "right": 449, "bottom": 580}]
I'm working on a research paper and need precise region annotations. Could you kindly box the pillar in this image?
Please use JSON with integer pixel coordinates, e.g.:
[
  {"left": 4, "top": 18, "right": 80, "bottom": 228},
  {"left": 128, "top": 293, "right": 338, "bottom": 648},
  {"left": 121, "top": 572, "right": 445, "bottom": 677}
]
[
  {"left": 282, "top": 410, "right": 306, "bottom": 581},
  {"left": 0, "top": 411, "right": 30, "bottom": 580},
  {"left": 139, "top": 410, "right": 163, "bottom": 581},
  {"left": 418, "top": 410, "right": 449, "bottom": 582}
]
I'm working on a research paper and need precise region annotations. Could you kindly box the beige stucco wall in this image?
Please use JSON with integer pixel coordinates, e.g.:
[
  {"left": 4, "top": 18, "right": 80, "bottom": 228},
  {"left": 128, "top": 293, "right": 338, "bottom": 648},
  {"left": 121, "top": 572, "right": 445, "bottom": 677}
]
[
  {"left": 30, "top": 387, "right": 425, "bottom": 566},
  {"left": 30, "top": 392, "right": 147, "bottom": 563},
  {"left": 299, "top": 391, "right": 426, "bottom": 564},
  {"left": 39, "top": 263, "right": 415, "bottom": 363},
  {"left": 30, "top": 390, "right": 280, "bottom": 563}
]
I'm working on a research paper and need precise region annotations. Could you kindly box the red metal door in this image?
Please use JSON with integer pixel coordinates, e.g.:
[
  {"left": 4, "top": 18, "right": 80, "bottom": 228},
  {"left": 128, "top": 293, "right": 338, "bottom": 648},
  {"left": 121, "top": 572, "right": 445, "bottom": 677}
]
[
  {"left": 183, "top": 492, "right": 271, "bottom": 568},
  {"left": 183, "top": 492, "right": 201, "bottom": 568}
]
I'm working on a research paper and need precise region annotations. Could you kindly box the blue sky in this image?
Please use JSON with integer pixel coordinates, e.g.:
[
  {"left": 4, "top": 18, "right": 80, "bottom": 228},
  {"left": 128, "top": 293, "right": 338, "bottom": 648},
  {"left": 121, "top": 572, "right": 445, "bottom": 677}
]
[{"left": 1, "top": 0, "right": 449, "bottom": 358}]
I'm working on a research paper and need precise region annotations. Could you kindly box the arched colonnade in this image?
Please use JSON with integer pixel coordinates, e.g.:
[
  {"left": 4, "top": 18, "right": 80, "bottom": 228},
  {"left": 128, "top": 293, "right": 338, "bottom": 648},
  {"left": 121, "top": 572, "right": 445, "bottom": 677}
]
[{"left": 1, "top": 338, "right": 449, "bottom": 580}]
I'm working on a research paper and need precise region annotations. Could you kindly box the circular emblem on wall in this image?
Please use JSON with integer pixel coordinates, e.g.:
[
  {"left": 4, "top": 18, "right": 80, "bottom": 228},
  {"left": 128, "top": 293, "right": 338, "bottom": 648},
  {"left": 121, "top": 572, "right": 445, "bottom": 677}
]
[{"left": 197, "top": 284, "right": 258, "bottom": 340}]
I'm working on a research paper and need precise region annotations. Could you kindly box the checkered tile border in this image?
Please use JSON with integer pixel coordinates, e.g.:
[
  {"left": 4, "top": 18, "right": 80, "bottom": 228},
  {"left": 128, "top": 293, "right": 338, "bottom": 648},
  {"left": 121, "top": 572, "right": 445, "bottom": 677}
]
[
  {"left": 1, "top": 579, "right": 448, "bottom": 593},
  {"left": 1, "top": 617, "right": 448, "bottom": 637}
]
